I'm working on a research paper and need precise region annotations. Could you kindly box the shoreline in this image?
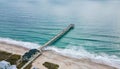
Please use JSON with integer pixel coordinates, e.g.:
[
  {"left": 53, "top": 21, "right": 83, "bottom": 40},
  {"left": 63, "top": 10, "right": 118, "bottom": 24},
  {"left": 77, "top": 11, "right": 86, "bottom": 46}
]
[{"left": 0, "top": 42, "right": 117, "bottom": 69}]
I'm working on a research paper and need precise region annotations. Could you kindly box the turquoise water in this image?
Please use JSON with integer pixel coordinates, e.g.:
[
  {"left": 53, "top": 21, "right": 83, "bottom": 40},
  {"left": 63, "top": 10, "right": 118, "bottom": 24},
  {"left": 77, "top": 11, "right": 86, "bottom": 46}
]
[{"left": 0, "top": 0, "right": 120, "bottom": 68}]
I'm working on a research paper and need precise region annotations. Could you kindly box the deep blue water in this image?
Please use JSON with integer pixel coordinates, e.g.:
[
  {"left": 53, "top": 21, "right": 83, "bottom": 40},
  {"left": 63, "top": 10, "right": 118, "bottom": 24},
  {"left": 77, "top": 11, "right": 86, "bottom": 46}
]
[{"left": 0, "top": 0, "right": 120, "bottom": 64}]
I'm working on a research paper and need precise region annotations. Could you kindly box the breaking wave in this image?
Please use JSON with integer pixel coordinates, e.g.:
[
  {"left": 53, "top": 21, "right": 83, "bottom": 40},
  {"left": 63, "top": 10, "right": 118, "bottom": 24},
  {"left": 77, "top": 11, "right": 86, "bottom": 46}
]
[
  {"left": 46, "top": 46, "right": 120, "bottom": 69},
  {"left": 0, "top": 37, "right": 40, "bottom": 49},
  {"left": 0, "top": 37, "right": 120, "bottom": 69}
]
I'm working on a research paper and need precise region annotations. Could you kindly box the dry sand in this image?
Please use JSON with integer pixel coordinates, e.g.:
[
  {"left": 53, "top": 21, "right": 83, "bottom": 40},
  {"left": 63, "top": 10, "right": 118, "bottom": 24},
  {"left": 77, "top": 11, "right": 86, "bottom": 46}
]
[{"left": 0, "top": 42, "right": 117, "bottom": 69}]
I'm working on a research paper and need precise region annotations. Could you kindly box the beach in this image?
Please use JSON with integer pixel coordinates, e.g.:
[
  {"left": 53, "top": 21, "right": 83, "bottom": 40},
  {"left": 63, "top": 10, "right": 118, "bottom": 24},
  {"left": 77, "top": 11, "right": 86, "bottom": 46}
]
[
  {"left": 0, "top": 0, "right": 120, "bottom": 69},
  {"left": 0, "top": 41, "right": 117, "bottom": 69}
]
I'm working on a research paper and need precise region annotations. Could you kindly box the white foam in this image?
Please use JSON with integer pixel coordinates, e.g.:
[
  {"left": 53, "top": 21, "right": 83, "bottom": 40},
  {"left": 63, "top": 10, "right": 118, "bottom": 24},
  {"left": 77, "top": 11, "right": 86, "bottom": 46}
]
[
  {"left": 45, "top": 46, "right": 120, "bottom": 69},
  {"left": 0, "top": 37, "right": 120, "bottom": 69},
  {"left": 0, "top": 37, "right": 40, "bottom": 49}
]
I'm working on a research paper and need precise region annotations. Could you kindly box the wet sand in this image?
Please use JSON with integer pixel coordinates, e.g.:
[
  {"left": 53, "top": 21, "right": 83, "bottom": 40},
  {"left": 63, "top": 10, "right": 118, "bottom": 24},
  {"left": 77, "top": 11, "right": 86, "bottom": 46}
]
[{"left": 0, "top": 42, "right": 117, "bottom": 69}]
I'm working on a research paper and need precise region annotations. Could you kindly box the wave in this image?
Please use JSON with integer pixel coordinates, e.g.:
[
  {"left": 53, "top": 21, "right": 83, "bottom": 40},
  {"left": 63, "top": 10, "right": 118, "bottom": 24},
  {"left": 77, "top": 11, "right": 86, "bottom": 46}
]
[
  {"left": 0, "top": 37, "right": 40, "bottom": 49},
  {"left": 46, "top": 46, "right": 120, "bottom": 69},
  {"left": 0, "top": 37, "right": 120, "bottom": 69}
]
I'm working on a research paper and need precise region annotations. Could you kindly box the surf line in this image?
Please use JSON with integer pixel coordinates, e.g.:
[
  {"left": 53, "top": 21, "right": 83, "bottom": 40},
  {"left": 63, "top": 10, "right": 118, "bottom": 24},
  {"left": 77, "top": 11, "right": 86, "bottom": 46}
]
[{"left": 20, "top": 24, "right": 74, "bottom": 69}]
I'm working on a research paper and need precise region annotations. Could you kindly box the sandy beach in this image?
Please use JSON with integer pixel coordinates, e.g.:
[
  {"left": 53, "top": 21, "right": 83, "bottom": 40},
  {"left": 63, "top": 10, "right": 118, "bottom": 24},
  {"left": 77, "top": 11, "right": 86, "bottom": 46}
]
[{"left": 0, "top": 42, "right": 117, "bottom": 69}]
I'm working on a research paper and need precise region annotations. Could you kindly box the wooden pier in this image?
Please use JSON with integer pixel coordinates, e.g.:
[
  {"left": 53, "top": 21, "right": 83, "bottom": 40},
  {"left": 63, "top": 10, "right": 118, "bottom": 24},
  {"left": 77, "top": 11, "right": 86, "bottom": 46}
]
[
  {"left": 20, "top": 24, "right": 74, "bottom": 69},
  {"left": 39, "top": 24, "right": 74, "bottom": 50}
]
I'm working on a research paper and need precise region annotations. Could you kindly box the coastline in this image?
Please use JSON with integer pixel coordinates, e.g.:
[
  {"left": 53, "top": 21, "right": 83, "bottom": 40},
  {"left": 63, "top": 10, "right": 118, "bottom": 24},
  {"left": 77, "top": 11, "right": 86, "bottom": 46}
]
[
  {"left": 0, "top": 42, "right": 117, "bottom": 69},
  {"left": 0, "top": 42, "right": 29, "bottom": 55}
]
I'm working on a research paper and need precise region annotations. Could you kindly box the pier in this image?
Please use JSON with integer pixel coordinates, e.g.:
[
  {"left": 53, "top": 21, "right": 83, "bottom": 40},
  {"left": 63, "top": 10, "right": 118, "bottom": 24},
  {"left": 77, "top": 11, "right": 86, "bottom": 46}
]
[
  {"left": 39, "top": 24, "right": 74, "bottom": 50},
  {"left": 20, "top": 24, "right": 74, "bottom": 69}
]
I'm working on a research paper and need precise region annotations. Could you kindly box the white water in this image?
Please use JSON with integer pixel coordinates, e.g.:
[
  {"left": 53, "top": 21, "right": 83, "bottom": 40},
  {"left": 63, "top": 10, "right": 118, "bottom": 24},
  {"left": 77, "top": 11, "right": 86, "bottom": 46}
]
[
  {"left": 46, "top": 46, "right": 120, "bottom": 69},
  {"left": 0, "top": 37, "right": 40, "bottom": 49},
  {"left": 0, "top": 37, "right": 120, "bottom": 69}
]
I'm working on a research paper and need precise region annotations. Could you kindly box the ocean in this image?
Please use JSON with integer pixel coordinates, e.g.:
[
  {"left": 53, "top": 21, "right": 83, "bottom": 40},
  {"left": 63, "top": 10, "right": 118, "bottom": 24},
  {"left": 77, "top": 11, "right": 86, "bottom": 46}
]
[{"left": 0, "top": 0, "right": 120, "bottom": 68}]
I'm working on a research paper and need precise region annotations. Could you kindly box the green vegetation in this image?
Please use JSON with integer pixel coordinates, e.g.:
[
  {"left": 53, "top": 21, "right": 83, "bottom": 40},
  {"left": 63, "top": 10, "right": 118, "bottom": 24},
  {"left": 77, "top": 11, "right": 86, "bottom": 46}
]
[
  {"left": 17, "top": 61, "right": 26, "bottom": 69},
  {"left": 43, "top": 62, "right": 59, "bottom": 69},
  {"left": 0, "top": 50, "right": 32, "bottom": 69},
  {"left": 0, "top": 51, "right": 21, "bottom": 65},
  {"left": 6, "top": 54, "right": 21, "bottom": 65},
  {"left": 17, "top": 61, "right": 32, "bottom": 69},
  {"left": 0, "top": 51, "right": 11, "bottom": 60}
]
